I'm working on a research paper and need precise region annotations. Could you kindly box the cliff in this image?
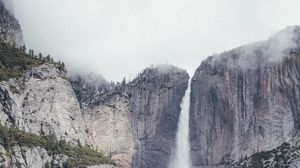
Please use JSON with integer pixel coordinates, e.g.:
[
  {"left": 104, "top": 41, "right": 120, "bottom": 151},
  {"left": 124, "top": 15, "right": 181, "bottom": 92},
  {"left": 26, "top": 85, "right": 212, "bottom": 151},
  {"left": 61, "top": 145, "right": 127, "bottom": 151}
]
[
  {"left": 0, "top": 44, "right": 189, "bottom": 167},
  {"left": 128, "top": 65, "right": 189, "bottom": 168},
  {"left": 77, "top": 65, "right": 189, "bottom": 168},
  {"left": 190, "top": 26, "right": 300, "bottom": 167},
  {"left": 0, "top": 1, "right": 192, "bottom": 167},
  {"left": 0, "top": 4, "right": 115, "bottom": 166}
]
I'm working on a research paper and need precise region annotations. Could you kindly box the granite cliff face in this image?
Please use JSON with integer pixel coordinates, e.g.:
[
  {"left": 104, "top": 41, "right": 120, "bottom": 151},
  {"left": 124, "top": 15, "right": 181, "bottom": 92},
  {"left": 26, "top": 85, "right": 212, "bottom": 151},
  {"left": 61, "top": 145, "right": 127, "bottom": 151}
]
[
  {"left": 72, "top": 66, "right": 189, "bottom": 168},
  {"left": 0, "top": 1, "right": 191, "bottom": 167},
  {"left": 0, "top": 63, "right": 88, "bottom": 144},
  {"left": 190, "top": 26, "right": 300, "bottom": 167},
  {"left": 0, "top": 1, "right": 23, "bottom": 46},
  {"left": 0, "top": 62, "right": 114, "bottom": 167},
  {"left": 0, "top": 57, "right": 189, "bottom": 168},
  {"left": 128, "top": 66, "right": 189, "bottom": 168}
]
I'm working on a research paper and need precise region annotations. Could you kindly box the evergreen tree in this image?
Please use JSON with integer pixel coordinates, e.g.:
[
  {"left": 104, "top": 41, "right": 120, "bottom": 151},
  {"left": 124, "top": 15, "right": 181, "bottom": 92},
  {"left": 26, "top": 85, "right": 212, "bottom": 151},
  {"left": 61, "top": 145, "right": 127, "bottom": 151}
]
[
  {"left": 44, "top": 161, "right": 51, "bottom": 168},
  {"left": 121, "top": 77, "right": 126, "bottom": 87},
  {"left": 29, "top": 49, "right": 35, "bottom": 57},
  {"left": 46, "top": 55, "right": 51, "bottom": 62},
  {"left": 38, "top": 53, "right": 43, "bottom": 60},
  {"left": 22, "top": 45, "right": 26, "bottom": 53}
]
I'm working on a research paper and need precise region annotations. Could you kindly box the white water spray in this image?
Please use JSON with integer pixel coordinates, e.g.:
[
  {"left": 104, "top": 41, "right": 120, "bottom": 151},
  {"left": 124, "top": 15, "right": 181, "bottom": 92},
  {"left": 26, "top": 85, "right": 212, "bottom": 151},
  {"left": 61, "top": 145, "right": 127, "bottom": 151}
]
[{"left": 169, "top": 81, "right": 191, "bottom": 168}]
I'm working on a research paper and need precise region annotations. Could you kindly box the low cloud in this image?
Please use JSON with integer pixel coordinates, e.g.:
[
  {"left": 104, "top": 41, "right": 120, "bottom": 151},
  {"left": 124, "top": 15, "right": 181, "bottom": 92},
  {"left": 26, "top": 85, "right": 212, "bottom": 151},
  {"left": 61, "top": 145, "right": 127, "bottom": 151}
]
[
  {"left": 0, "top": 0, "right": 13, "bottom": 13},
  {"left": 208, "top": 26, "right": 300, "bottom": 71},
  {"left": 11, "top": 0, "right": 300, "bottom": 81}
]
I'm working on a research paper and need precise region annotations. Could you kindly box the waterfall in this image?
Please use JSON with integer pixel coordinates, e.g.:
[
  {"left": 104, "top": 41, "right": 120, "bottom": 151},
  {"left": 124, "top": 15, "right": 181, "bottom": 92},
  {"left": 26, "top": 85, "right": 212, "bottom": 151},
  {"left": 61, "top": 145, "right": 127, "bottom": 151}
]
[{"left": 169, "top": 80, "right": 191, "bottom": 168}]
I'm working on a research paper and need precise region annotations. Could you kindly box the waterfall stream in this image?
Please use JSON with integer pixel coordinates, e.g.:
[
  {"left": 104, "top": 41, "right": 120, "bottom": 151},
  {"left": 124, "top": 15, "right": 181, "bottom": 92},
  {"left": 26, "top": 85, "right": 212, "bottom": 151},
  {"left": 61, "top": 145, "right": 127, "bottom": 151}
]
[{"left": 169, "top": 81, "right": 191, "bottom": 168}]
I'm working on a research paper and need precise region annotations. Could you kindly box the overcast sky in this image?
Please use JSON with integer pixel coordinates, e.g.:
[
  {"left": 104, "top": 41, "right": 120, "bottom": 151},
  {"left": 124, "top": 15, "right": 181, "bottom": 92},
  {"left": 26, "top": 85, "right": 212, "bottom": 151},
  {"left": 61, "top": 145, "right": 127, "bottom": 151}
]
[{"left": 10, "top": 0, "right": 300, "bottom": 81}]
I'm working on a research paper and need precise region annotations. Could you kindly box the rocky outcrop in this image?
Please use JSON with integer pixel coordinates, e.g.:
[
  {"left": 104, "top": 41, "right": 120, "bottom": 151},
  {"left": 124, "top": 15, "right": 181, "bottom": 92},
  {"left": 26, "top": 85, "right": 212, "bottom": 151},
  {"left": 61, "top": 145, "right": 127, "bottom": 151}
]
[
  {"left": 80, "top": 65, "right": 189, "bottom": 168},
  {"left": 83, "top": 93, "right": 134, "bottom": 168},
  {"left": 0, "top": 145, "right": 68, "bottom": 168},
  {"left": 232, "top": 142, "right": 300, "bottom": 168},
  {"left": 0, "top": 63, "right": 114, "bottom": 168},
  {"left": 128, "top": 65, "right": 189, "bottom": 168},
  {"left": 4, "top": 63, "right": 189, "bottom": 168},
  {"left": 0, "top": 1, "right": 23, "bottom": 46},
  {"left": 0, "top": 144, "right": 114, "bottom": 168},
  {"left": 190, "top": 26, "right": 300, "bottom": 167},
  {"left": 69, "top": 73, "right": 114, "bottom": 109},
  {"left": 0, "top": 146, "right": 67, "bottom": 168},
  {"left": 0, "top": 63, "right": 88, "bottom": 145}
]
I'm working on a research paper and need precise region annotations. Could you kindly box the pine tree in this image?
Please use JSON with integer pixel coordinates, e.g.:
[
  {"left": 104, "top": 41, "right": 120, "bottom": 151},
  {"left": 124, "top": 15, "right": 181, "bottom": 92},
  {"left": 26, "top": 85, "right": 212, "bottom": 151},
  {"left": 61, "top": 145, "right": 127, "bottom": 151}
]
[
  {"left": 44, "top": 161, "right": 51, "bottom": 168},
  {"left": 38, "top": 53, "right": 43, "bottom": 59},
  {"left": 29, "top": 49, "right": 35, "bottom": 57},
  {"left": 46, "top": 55, "right": 51, "bottom": 62},
  {"left": 22, "top": 45, "right": 26, "bottom": 53},
  {"left": 121, "top": 77, "right": 126, "bottom": 87}
]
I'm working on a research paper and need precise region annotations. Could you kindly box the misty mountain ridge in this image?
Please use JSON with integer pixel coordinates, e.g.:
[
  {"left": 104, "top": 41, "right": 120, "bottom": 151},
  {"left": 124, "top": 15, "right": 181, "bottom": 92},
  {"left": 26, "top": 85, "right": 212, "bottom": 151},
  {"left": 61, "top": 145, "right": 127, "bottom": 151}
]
[
  {"left": 2, "top": 0, "right": 300, "bottom": 167},
  {"left": 203, "top": 25, "right": 300, "bottom": 71}
]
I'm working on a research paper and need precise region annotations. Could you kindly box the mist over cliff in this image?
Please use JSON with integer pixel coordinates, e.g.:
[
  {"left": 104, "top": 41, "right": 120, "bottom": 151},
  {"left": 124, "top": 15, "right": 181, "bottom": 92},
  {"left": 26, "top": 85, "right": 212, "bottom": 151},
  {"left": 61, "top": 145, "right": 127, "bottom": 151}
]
[
  {"left": 11, "top": 0, "right": 300, "bottom": 81},
  {"left": 190, "top": 25, "right": 300, "bottom": 167},
  {"left": 3, "top": 1, "right": 300, "bottom": 168}
]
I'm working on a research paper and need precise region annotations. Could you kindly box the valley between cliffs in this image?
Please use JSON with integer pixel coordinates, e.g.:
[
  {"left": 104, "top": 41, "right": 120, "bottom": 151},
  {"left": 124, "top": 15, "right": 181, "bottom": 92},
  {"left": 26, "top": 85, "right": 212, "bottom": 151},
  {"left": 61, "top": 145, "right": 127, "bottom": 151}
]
[{"left": 4, "top": 1, "right": 300, "bottom": 168}]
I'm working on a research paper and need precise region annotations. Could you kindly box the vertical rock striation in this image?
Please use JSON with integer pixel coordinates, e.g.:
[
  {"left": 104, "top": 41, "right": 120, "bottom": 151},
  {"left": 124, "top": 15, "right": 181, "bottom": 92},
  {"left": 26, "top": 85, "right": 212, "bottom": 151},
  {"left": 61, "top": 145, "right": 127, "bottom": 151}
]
[
  {"left": 74, "top": 65, "right": 189, "bottom": 168},
  {"left": 82, "top": 92, "right": 134, "bottom": 168},
  {"left": 128, "top": 65, "right": 189, "bottom": 168},
  {"left": 190, "top": 26, "right": 300, "bottom": 167}
]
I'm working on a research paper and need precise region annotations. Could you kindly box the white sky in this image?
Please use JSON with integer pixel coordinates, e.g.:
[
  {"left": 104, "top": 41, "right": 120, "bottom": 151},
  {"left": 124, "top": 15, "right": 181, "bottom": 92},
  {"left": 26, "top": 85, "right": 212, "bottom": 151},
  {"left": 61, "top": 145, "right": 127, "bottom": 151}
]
[{"left": 11, "top": 0, "right": 300, "bottom": 81}]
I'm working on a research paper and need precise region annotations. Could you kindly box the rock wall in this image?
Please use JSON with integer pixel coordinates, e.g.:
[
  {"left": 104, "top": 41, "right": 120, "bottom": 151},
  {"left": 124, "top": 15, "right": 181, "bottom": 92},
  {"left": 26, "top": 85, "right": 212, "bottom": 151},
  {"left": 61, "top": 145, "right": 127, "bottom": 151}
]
[
  {"left": 83, "top": 94, "right": 134, "bottom": 168},
  {"left": 190, "top": 26, "right": 300, "bottom": 167},
  {"left": 0, "top": 64, "right": 88, "bottom": 145},
  {"left": 0, "top": 1, "right": 190, "bottom": 167},
  {"left": 0, "top": 144, "right": 114, "bottom": 168},
  {"left": 128, "top": 66, "right": 189, "bottom": 168},
  {"left": 0, "top": 145, "right": 68, "bottom": 168},
  {"left": 78, "top": 65, "right": 189, "bottom": 168},
  {"left": 0, "top": 63, "right": 115, "bottom": 168}
]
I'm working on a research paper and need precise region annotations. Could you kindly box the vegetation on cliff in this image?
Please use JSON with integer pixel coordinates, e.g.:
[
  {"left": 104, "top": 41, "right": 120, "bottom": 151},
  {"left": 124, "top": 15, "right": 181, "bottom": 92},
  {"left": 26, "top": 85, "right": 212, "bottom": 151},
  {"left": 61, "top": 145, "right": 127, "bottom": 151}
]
[
  {"left": 0, "top": 125, "right": 113, "bottom": 167},
  {"left": 0, "top": 40, "right": 65, "bottom": 81},
  {"left": 233, "top": 142, "right": 300, "bottom": 168}
]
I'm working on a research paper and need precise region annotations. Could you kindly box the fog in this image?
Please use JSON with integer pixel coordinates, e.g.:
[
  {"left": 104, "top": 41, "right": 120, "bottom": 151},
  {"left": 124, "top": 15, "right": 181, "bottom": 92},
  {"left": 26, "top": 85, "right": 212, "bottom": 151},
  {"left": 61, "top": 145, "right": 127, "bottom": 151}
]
[{"left": 10, "top": 0, "right": 300, "bottom": 81}]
